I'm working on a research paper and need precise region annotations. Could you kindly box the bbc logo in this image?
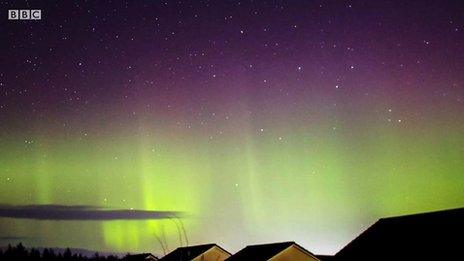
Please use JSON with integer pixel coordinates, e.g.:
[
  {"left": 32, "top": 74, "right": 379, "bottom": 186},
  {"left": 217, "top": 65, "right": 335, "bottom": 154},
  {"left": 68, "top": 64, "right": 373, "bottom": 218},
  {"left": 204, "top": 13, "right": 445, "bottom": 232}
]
[{"left": 8, "top": 10, "right": 42, "bottom": 20}]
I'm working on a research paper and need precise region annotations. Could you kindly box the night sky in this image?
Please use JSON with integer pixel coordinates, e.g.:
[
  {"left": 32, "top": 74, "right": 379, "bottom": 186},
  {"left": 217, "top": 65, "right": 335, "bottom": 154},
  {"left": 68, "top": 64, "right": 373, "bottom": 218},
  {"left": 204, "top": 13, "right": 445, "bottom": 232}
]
[{"left": 1, "top": 0, "right": 464, "bottom": 256}]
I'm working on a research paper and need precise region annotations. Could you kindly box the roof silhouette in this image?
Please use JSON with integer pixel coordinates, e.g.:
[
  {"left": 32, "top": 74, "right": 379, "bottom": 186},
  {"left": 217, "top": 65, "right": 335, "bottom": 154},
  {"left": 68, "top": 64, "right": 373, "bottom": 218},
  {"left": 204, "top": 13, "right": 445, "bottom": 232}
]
[
  {"left": 336, "top": 207, "right": 464, "bottom": 260},
  {"left": 124, "top": 253, "right": 158, "bottom": 261},
  {"left": 226, "top": 241, "right": 317, "bottom": 261},
  {"left": 159, "top": 244, "right": 228, "bottom": 261},
  {"left": 315, "top": 255, "right": 335, "bottom": 261}
]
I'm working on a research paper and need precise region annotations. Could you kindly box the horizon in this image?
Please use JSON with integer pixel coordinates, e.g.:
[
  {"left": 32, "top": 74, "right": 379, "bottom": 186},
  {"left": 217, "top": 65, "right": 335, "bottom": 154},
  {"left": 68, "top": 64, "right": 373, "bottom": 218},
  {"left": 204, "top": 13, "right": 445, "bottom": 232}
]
[
  {"left": 1, "top": 0, "right": 463, "bottom": 256},
  {"left": 1, "top": 205, "right": 461, "bottom": 256}
]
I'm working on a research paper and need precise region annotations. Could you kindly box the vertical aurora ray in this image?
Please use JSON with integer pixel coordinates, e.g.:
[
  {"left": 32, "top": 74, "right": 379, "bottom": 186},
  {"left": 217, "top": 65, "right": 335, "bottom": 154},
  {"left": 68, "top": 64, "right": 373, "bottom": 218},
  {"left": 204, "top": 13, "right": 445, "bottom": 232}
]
[
  {"left": 32, "top": 137, "right": 53, "bottom": 204},
  {"left": 99, "top": 114, "right": 210, "bottom": 251}
]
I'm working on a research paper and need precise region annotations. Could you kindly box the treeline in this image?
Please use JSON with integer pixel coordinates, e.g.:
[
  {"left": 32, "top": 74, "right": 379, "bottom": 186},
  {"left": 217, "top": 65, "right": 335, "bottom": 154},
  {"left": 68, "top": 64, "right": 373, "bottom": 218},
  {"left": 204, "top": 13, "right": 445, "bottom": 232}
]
[{"left": 0, "top": 243, "right": 121, "bottom": 261}]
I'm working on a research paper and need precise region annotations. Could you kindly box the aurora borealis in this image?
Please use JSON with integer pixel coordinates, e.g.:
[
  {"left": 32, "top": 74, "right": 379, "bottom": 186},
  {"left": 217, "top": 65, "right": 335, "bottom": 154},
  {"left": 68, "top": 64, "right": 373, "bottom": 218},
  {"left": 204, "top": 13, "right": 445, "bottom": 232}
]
[{"left": 1, "top": 0, "right": 464, "bottom": 256}]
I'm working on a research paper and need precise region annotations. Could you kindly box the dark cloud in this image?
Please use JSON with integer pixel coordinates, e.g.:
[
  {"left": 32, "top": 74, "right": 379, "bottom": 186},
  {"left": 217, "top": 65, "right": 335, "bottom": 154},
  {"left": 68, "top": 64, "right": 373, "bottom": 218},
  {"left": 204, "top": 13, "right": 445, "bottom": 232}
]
[
  {"left": 0, "top": 236, "right": 29, "bottom": 240},
  {"left": 0, "top": 205, "right": 181, "bottom": 221}
]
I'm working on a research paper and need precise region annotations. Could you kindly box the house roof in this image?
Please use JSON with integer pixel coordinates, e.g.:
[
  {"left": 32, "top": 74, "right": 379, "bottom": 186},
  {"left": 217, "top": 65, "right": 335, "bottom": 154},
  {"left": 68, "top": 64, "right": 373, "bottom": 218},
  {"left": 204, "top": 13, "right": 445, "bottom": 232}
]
[
  {"left": 226, "top": 241, "right": 317, "bottom": 261},
  {"left": 124, "top": 253, "right": 158, "bottom": 261},
  {"left": 160, "top": 244, "right": 229, "bottom": 261},
  {"left": 315, "top": 255, "right": 335, "bottom": 261},
  {"left": 336, "top": 207, "right": 464, "bottom": 260}
]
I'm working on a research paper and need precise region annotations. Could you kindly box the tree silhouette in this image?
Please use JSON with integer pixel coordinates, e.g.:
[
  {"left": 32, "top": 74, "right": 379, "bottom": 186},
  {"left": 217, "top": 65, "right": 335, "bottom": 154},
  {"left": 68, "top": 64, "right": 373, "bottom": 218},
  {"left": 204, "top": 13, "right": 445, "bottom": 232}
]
[{"left": 0, "top": 243, "right": 129, "bottom": 261}]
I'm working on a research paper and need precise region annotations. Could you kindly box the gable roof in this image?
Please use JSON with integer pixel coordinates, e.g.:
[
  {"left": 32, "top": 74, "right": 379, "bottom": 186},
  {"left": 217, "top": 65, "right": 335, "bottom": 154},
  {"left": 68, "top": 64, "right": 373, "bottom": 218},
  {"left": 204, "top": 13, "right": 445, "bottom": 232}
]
[
  {"left": 336, "top": 207, "right": 464, "bottom": 260},
  {"left": 315, "top": 255, "right": 335, "bottom": 261},
  {"left": 160, "top": 244, "right": 229, "bottom": 261},
  {"left": 124, "top": 253, "right": 158, "bottom": 261},
  {"left": 226, "top": 241, "right": 317, "bottom": 261}
]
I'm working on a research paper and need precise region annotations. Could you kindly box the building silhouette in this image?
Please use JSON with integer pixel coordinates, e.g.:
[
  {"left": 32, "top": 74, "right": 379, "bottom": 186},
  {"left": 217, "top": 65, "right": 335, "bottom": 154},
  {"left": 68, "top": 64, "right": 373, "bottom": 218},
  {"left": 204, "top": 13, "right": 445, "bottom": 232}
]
[
  {"left": 159, "top": 244, "right": 230, "bottom": 261},
  {"left": 123, "top": 253, "right": 158, "bottom": 261},
  {"left": 335, "top": 207, "right": 464, "bottom": 260},
  {"left": 226, "top": 241, "right": 319, "bottom": 261}
]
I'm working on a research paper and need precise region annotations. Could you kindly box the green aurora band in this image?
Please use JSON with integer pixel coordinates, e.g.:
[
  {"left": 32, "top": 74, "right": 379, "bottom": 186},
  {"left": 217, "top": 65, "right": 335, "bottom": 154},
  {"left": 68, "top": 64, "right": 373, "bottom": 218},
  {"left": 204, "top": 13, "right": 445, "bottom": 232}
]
[{"left": 1, "top": 103, "right": 463, "bottom": 254}]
